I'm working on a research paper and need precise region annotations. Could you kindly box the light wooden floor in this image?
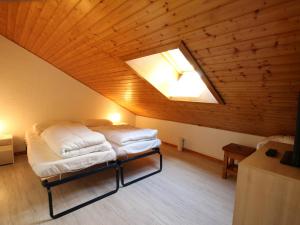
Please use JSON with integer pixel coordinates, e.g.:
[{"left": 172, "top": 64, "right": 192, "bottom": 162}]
[{"left": 0, "top": 144, "right": 235, "bottom": 225}]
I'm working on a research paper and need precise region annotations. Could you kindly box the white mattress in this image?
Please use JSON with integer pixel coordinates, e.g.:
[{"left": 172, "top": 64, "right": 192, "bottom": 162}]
[
  {"left": 26, "top": 131, "right": 116, "bottom": 178},
  {"left": 111, "top": 139, "right": 161, "bottom": 156}
]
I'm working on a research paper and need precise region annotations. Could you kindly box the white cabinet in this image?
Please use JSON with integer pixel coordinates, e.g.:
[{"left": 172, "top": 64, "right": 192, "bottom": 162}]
[{"left": 0, "top": 134, "right": 14, "bottom": 165}]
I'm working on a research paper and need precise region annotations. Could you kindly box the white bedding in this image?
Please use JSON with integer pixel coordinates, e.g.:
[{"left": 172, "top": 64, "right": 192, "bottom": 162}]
[
  {"left": 26, "top": 131, "right": 116, "bottom": 178},
  {"left": 111, "top": 139, "right": 161, "bottom": 156},
  {"left": 91, "top": 125, "right": 158, "bottom": 146},
  {"left": 41, "top": 122, "right": 106, "bottom": 158}
]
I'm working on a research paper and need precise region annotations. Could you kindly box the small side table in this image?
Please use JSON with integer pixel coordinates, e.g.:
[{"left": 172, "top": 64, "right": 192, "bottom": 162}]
[
  {"left": 222, "top": 143, "right": 255, "bottom": 179},
  {"left": 0, "top": 134, "right": 14, "bottom": 165}
]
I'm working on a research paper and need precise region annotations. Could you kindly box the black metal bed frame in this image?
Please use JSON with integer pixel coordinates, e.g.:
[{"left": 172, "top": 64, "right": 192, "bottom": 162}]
[
  {"left": 119, "top": 147, "right": 162, "bottom": 187},
  {"left": 41, "top": 162, "right": 119, "bottom": 219},
  {"left": 41, "top": 147, "right": 162, "bottom": 219}
]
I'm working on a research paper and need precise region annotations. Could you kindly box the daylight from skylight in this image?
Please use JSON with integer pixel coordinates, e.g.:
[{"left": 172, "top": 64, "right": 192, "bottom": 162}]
[{"left": 126, "top": 48, "right": 218, "bottom": 103}]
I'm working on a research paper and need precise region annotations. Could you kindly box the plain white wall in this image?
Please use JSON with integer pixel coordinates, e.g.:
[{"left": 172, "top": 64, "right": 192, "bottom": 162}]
[
  {"left": 136, "top": 116, "right": 265, "bottom": 160},
  {"left": 0, "top": 35, "right": 135, "bottom": 152}
]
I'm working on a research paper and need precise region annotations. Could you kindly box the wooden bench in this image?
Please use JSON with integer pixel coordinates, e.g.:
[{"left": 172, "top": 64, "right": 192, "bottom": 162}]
[{"left": 222, "top": 143, "right": 256, "bottom": 179}]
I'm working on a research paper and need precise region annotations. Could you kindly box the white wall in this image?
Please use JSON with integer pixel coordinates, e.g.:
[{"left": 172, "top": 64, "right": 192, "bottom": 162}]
[
  {"left": 0, "top": 35, "right": 135, "bottom": 152},
  {"left": 136, "top": 116, "right": 265, "bottom": 160}
]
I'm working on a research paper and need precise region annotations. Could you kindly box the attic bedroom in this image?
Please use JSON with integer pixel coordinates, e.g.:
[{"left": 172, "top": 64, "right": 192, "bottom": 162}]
[{"left": 0, "top": 0, "right": 299, "bottom": 224}]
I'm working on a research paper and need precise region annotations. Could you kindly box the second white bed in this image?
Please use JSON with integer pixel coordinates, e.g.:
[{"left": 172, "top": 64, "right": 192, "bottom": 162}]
[{"left": 91, "top": 125, "right": 161, "bottom": 156}]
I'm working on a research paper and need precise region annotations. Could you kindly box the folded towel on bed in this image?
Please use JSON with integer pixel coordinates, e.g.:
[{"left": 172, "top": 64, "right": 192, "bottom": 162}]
[
  {"left": 59, "top": 141, "right": 113, "bottom": 158},
  {"left": 91, "top": 125, "right": 158, "bottom": 146},
  {"left": 111, "top": 139, "right": 161, "bottom": 155},
  {"left": 41, "top": 122, "right": 108, "bottom": 158}
]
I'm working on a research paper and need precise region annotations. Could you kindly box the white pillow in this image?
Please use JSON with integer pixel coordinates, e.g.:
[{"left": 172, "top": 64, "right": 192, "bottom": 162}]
[
  {"left": 84, "top": 119, "right": 112, "bottom": 127},
  {"left": 33, "top": 120, "right": 80, "bottom": 135}
]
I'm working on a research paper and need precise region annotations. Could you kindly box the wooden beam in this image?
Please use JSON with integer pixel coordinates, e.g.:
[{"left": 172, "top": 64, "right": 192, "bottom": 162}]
[{"left": 179, "top": 41, "right": 225, "bottom": 104}]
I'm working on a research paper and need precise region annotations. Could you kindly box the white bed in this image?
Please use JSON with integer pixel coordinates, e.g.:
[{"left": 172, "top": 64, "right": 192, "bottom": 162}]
[
  {"left": 89, "top": 124, "right": 162, "bottom": 187},
  {"left": 26, "top": 131, "right": 116, "bottom": 178},
  {"left": 25, "top": 121, "right": 124, "bottom": 219},
  {"left": 91, "top": 125, "right": 161, "bottom": 156}
]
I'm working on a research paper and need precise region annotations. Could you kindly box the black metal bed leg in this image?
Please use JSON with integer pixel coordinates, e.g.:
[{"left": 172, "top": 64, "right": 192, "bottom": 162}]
[
  {"left": 120, "top": 166, "right": 125, "bottom": 187},
  {"left": 43, "top": 165, "right": 119, "bottom": 219},
  {"left": 46, "top": 186, "right": 54, "bottom": 218},
  {"left": 115, "top": 166, "right": 120, "bottom": 190},
  {"left": 120, "top": 149, "right": 162, "bottom": 187}
]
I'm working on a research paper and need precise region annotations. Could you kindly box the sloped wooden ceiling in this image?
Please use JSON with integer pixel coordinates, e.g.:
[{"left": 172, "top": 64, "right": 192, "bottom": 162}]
[{"left": 0, "top": 0, "right": 300, "bottom": 136}]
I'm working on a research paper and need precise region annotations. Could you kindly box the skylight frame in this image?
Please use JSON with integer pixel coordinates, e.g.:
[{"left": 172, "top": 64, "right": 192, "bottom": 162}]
[
  {"left": 177, "top": 42, "right": 224, "bottom": 104},
  {"left": 123, "top": 41, "right": 224, "bottom": 105}
]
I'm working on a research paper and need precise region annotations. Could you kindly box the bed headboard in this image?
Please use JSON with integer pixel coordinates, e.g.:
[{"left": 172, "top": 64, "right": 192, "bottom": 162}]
[
  {"left": 83, "top": 119, "right": 113, "bottom": 127},
  {"left": 33, "top": 120, "right": 80, "bottom": 135},
  {"left": 33, "top": 119, "right": 112, "bottom": 135}
]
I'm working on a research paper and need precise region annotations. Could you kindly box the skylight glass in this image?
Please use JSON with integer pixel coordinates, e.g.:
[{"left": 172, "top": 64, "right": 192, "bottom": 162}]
[{"left": 126, "top": 47, "right": 220, "bottom": 104}]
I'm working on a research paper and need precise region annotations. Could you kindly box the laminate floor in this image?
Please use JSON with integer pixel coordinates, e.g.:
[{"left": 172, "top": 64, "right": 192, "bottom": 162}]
[{"left": 0, "top": 144, "right": 235, "bottom": 225}]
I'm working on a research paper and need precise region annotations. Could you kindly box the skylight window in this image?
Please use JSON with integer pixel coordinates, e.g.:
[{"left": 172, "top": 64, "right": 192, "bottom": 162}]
[{"left": 125, "top": 42, "right": 223, "bottom": 104}]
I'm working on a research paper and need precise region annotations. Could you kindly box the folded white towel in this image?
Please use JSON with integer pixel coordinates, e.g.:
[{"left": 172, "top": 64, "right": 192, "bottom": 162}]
[
  {"left": 92, "top": 125, "right": 158, "bottom": 146},
  {"left": 256, "top": 135, "right": 294, "bottom": 149},
  {"left": 41, "top": 122, "right": 107, "bottom": 158},
  {"left": 61, "top": 141, "right": 113, "bottom": 158}
]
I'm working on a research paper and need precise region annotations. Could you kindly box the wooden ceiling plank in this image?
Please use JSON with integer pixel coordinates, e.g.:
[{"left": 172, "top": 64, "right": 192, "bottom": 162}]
[
  {"left": 18, "top": 0, "right": 45, "bottom": 47},
  {"left": 115, "top": 19, "right": 299, "bottom": 59},
  {"left": 107, "top": 0, "right": 237, "bottom": 52},
  {"left": 209, "top": 72, "right": 300, "bottom": 83},
  {"left": 46, "top": 0, "right": 128, "bottom": 62},
  {"left": 13, "top": 1, "right": 31, "bottom": 43},
  {"left": 119, "top": 0, "right": 299, "bottom": 59},
  {"left": 75, "top": 68, "right": 133, "bottom": 79},
  {"left": 208, "top": 65, "right": 300, "bottom": 77},
  {"left": 25, "top": 0, "right": 61, "bottom": 50},
  {"left": 190, "top": 18, "right": 300, "bottom": 56},
  {"left": 69, "top": 64, "right": 128, "bottom": 75},
  {"left": 30, "top": 0, "right": 81, "bottom": 53},
  {"left": 74, "top": 70, "right": 135, "bottom": 78},
  {"left": 106, "top": 0, "right": 289, "bottom": 56},
  {"left": 62, "top": 54, "right": 115, "bottom": 72},
  {"left": 102, "top": 0, "right": 235, "bottom": 52},
  {"left": 58, "top": 0, "right": 233, "bottom": 66},
  {"left": 49, "top": 0, "right": 150, "bottom": 64},
  {"left": 204, "top": 53, "right": 300, "bottom": 71},
  {"left": 210, "top": 61, "right": 300, "bottom": 72},
  {"left": 193, "top": 30, "right": 300, "bottom": 58},
  {"left": 35, "top": 0, "right": 98, "bottom": 57},
  {"left": 53, "top": 0, "right": 194, "bottom": 66},
  {"left": 6, "top": 0, "right": 19, "bottom": 40},
  {"left": 215, "top": 80, "right": 300, "bottom": 88},
  {"left": 175, "top": 0, "right": 300, "bottom": 49},
  {"left": 201, "top": 42, "right": 300, "bottom": 65},
  {"left": 0, "top": 2, "right": 8, "bottom": 36},
  {"left": 84, "top": 75, "right": 141, "bottom": 82}
]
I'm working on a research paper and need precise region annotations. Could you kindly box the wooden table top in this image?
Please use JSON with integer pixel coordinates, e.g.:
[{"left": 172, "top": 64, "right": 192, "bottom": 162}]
[{"left": 223, "top": 143, "right": 256, "bottom": 156}]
